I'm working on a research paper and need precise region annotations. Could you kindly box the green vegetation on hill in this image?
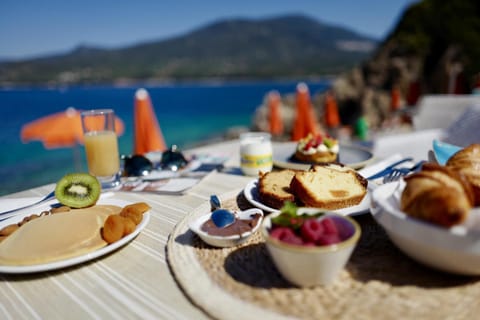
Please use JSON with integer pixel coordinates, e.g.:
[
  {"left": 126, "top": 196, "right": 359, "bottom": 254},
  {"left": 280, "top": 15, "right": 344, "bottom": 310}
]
[
  {"left": 0, "top": 15, "right": 376, "bottom": 85},
  {"left": 383, "top": 0, "right": 480, "bottom": 90}
]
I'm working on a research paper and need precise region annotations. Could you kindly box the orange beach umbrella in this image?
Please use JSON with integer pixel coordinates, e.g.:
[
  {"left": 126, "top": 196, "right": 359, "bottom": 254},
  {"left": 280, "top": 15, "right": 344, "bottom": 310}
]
[
  {"left": 20, "top": 107, "right": 124, "bottom": 149},
  {"left": 291, "top": 82, "right": 320, "bottom": 141},
  {"left": 390, "top": 86, "right": 401, "bottom": 111},
  {"left": 267, "top": 90, "right": 283, "bottom": 136},
  {"left": 324, "top": 91, "right": 340, "bottom": 128},
  {"left": 133, "top": 88, "right": 166, "bottom": 155}
]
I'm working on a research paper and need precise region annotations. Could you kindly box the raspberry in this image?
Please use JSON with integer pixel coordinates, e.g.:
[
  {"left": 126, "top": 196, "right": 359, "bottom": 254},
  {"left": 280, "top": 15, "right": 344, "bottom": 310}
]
[
  {"left": 300, "top": 218, "right": 324, "bottom": 242},
  {"left": 283, "top": 234, "right": 304, "bottom": 245},
  {"left": 317, "top": 233, "right": 341, "bottom": 245},
  {"left": 270, "top": 227, "right": 293, "bottom": 240},
  {"left": 304, "top": 140, "right": 314, "bottom": 151},
  {"left": 321, "top": 217, "right": 338, "bottom": 235},
  {"left": 270, "top": 227, "right": 303, "bottom": 245}
]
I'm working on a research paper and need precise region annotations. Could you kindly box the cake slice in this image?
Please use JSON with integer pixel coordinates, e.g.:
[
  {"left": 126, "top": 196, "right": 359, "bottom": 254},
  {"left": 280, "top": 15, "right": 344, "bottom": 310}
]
[
  {"left": 258, "top": 170, "right": 296, "bottom": 209},
  {"left": 290, "top": 164, "right": 368, "bottom": 210}
]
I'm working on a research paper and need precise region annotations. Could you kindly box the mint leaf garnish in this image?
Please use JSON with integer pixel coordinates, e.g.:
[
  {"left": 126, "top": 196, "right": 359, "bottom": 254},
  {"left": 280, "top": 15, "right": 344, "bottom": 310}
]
[{"left": 271, "top": 202, "right": 325, "bottom": 229}]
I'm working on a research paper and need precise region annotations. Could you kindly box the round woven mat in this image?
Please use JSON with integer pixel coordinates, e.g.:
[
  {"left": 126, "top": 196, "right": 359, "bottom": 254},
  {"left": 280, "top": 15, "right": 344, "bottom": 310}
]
[{"left": 167, "top": 190, "right": 480, "bottom": 320}]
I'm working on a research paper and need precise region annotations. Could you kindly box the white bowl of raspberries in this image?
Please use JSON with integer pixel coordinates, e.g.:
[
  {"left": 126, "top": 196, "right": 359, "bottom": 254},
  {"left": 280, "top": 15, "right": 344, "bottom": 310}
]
[{"left": 261, "top": 203, "right": 361, "bottom": 287}]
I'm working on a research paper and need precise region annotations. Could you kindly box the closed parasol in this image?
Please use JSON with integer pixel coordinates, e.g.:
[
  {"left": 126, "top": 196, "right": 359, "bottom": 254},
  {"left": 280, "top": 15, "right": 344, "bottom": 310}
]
[
  {"left": 267, "top": 90, "right": 283, "bottom": 136},
  {"left": 390, "top": 86, "right": 401, "bottom": 111},
  {"left": 324, "top": 91, "right": 341, "bottom": 129},
  {"left": 291, "top": 82, "right": 320, "bottom": 141},
  {"left": 133, "top": 88, "right": 166, "bottom": 155}
]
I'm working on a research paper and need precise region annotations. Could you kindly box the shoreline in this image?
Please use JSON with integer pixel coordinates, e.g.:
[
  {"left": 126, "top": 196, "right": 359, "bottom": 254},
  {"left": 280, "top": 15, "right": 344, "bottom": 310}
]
[{"left": 0, "top": 75, "right": 336, "bottom": 91}]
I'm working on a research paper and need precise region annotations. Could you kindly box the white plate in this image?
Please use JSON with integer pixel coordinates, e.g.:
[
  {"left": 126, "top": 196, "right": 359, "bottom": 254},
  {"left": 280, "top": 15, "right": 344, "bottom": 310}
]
[
  {"left": 243, "top": 179, "right": 370, "bottom": 216},
  {"left": 0, "top": 195, "right": 150, "bottom": 274},
  {"left": 273, "top": 142, "right": 374, "bottom": 170}
]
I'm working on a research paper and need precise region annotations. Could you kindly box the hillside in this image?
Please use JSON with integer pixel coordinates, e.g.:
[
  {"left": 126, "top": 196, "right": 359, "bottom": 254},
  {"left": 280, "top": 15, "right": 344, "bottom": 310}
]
[
  {"left": 330, "top": 0, "right": 480, "bottom": 129},
  {"left": 0, "top": 15, "right": 376, "bottom": 85}
]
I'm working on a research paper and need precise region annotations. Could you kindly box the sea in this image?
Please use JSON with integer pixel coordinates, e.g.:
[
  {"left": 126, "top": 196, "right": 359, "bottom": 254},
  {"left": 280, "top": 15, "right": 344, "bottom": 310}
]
[{"left": 0, "top": 79, "right": 330, "bottom": 196}]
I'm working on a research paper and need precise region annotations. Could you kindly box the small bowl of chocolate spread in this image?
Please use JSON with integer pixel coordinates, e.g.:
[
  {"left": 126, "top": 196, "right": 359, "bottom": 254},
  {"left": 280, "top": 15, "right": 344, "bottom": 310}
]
[{"left": 189, "top": 208, "right": 263, "bottom": 248}]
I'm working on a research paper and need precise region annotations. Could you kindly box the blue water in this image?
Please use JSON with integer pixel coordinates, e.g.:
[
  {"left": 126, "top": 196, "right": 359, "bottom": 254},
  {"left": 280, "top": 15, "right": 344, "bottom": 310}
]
[{"left": 0, "top": 79, "right": 329, "bottom": 196}]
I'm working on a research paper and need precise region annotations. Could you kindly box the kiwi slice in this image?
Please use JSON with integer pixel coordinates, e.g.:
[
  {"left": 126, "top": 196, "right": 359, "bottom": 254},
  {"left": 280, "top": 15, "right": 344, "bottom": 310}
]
[{"left": 54, "top": 173, "right": 101, "bottom": 208}]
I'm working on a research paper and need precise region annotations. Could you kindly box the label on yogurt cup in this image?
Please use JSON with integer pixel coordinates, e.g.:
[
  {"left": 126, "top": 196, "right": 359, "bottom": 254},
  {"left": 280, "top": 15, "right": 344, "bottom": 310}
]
[{"left": 241, "top": 154, "right": 273, "bottom": 168}]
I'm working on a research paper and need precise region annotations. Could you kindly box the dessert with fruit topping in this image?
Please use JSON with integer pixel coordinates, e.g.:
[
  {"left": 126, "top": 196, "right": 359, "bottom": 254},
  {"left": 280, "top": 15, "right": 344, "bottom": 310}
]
[{"left": 293, "top": 133, "right": 339, "bottom": 163}]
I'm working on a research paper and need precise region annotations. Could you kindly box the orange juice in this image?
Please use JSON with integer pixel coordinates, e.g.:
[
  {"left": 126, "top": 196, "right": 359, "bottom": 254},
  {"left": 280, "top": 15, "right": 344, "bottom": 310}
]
[{"left": 84, "top": 131, "right": 120, "bottom": 177}]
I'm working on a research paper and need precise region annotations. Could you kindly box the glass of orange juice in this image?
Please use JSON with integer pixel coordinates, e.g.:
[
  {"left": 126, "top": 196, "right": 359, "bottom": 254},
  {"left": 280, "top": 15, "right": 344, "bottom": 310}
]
[{"left": 81, "top": 109, "right": 120, "bottom": 188}]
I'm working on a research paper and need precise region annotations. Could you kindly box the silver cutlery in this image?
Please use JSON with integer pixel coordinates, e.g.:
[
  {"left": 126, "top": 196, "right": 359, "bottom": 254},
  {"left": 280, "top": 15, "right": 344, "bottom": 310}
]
[
  {"left": 366, "top": 157, "right": 413, "bottom": 180},
  {"left": 382, "top": 161, "right": 425, "bottom": 183}
]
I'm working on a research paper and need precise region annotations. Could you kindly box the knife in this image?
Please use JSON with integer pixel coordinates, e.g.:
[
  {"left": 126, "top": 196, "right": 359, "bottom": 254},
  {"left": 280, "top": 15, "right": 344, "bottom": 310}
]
[{"left": 366, "top": 157, "right": 414, "bottom": 180}]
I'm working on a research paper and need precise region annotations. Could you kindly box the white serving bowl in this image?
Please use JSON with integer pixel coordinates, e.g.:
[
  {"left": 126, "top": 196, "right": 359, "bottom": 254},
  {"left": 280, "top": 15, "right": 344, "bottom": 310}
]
[
  {"left": 189, "top": 208, "right": 263, "bottom": 248},
  {"left": 261, "top": 209, "right": 361, "bottom": 287},
  {"left": 371, "top": 181, "right": 480, "bottom": 275}
]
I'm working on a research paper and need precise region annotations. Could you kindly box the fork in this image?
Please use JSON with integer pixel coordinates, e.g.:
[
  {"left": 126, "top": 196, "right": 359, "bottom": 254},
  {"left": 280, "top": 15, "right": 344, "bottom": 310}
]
[
  {"left": 0, "top": 190, "right": 55, "bottom": 220},
  {"left": 382, "top": 161, "right": 425, "bottom": 183}
]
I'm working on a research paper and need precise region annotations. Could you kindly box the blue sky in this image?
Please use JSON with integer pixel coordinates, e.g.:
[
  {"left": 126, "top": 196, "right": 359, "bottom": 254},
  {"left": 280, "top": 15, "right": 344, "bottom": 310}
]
[{"left": 0, "top": 0, "right": 418, "bottom": 60}]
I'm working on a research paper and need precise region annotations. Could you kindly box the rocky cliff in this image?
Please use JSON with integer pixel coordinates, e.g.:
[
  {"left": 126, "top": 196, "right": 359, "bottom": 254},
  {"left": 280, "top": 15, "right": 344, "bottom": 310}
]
[{"left": 253, "top": 0, "right": 480, "bottom": 138}]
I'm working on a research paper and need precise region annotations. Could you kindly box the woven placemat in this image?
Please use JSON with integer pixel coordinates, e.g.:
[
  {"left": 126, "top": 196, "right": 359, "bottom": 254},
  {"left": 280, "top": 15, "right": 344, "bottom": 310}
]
[{"left": 167, "top": 190, "right": 480, "bottom": 320}]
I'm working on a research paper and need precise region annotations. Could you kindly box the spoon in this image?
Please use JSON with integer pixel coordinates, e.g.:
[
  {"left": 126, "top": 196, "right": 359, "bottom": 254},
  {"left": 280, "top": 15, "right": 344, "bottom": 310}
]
[
  {"left": 211, "top": 209, "right": 236, "bottom": 228},
  {"left": 209, "top": 195, "right": 235, "bottom": 228}
]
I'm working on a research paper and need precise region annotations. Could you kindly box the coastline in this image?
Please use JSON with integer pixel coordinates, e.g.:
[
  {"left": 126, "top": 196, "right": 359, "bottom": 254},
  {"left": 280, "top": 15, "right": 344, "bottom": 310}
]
[{"left": 0, "top": 79, "right": 331, "bottom": 196}]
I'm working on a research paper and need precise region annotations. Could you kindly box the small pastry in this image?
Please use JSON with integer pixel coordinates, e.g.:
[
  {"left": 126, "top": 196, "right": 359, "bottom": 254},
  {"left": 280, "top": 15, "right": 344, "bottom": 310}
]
[{"left": 293, "top": 133, "right": 339, "bottom": 163}]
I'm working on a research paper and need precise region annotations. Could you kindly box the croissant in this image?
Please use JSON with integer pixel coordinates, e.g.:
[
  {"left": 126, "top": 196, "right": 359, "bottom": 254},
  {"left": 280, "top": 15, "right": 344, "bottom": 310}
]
[
  {"left": 400, "top": 163, "right": 474, "bottom": 227},
  {"left": 446, "top": 144, "right": 480, "bottom": 206}
]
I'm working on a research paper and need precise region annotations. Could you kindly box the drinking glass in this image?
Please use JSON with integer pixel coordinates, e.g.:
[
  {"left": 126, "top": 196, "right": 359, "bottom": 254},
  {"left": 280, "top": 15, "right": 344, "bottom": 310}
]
[{"left": 81, "top": 109, "right": 120, "bottom": 188}]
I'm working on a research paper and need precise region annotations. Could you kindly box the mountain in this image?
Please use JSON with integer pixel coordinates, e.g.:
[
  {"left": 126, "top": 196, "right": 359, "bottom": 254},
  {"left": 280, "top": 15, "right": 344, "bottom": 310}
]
[{"left": 0, "top": 15, "right": 376, "bottom": 85}]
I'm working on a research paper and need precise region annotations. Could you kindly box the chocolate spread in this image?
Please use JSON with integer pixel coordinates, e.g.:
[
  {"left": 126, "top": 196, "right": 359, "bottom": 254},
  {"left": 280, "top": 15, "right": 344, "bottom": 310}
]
[{"left": 201, "top": 213, "right": 261, "bottom": 237}]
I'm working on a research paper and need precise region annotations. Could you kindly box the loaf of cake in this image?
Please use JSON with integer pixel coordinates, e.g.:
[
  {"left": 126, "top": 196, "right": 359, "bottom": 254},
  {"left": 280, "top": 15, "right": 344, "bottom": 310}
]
[
  {"left": 401, "top": 163, "right": 474, "bottom": 227},
  {"left": 290, "top": 163, "right": 368, "bottom": 210},
  {"left": 446, "top": 144, "right": 480, "bottom": 206},
  {"left": 258, "top": 170, "right": 297, "bottom": 209}
]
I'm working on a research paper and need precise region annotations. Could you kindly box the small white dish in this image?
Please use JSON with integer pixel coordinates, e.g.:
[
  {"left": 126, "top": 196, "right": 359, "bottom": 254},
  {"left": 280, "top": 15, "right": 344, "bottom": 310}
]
[
  {"left": 261, "top": 208, "right": 361, "bottom": 287},
  {"left": 189, "top": 208, "right": 263, "bottom": 248},
  {"left": 371, "top": 181, "right": 480, "bottom": 275},
  {"left": 243, "top": 179, "right": 371, "bottom": 216}
]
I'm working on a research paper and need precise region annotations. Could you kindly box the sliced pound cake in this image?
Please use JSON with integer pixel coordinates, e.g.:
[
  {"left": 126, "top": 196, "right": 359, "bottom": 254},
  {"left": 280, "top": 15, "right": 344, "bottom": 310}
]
[
  {"left": 290, "top": 164, "right": 368, "bottom": 210},
  {"left": 258, "top": 170, "right": 297, "bottom": 209}
]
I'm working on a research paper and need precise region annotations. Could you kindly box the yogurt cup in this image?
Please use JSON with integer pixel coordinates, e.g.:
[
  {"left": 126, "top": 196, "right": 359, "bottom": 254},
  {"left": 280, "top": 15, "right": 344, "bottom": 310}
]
[{"left": 240, "top": 132, "right": 273, "bottom": 176}]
